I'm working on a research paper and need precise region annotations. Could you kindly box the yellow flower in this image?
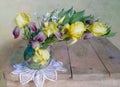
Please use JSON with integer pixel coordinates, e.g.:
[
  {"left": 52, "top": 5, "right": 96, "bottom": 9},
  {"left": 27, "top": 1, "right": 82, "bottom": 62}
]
[
  {"left": 88, "top": 22, "right": 107, "bottom": 36},
  {"left": 15, "top": 12, "right": 31, "bottom": 28},
  {"left": 33, "top": 47, "right": 50, "bottom": 65},
  {"left": 42, "top": 22, "right": 58, "bottom": 37},
  {"left": 58, "top": 16, "right": 65, "bottom": 24},
  {"left": 42, "top": 16, "right": 65, "bottom": 37},
  {"left": 62, "top": 21, "right": 86, "bottom": 45}
]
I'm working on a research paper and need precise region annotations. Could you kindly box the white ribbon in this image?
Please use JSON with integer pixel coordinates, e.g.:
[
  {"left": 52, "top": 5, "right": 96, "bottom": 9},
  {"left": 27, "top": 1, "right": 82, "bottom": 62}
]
[{"left": 12, "top": 59, "right": 67, "bottom": 87}]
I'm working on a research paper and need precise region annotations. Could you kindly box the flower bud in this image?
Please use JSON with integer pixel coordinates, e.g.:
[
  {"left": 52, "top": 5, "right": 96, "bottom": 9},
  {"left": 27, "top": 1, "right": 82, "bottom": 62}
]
[
  {"left": 85, "top": 20, "right": 92, "bottom": 25},
  {"left": 28, "top": 22, "right": 37, "bottom": 32},
  {"left": 34, "top": 32, "right": 46, "bottom": 42},
  {"left": 13, "top": 26, "right": 20, "bottom": 39}
]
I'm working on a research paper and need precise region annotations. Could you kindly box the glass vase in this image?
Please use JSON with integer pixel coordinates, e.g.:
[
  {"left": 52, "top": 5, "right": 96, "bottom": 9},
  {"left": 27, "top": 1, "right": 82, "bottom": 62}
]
[{"left": 24, "top": 45, "right": 52, "bottom": 70}]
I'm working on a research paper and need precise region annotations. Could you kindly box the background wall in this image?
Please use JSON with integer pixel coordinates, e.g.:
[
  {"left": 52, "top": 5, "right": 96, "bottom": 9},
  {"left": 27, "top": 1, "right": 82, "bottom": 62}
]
[{"left": 0, "top": 0, "right": 120, "bottom": 69}]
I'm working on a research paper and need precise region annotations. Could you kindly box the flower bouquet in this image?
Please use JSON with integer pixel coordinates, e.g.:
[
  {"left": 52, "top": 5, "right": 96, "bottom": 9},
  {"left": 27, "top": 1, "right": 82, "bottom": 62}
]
[{"left": 12, "top": 7, "right": 115, "bottom": 87}]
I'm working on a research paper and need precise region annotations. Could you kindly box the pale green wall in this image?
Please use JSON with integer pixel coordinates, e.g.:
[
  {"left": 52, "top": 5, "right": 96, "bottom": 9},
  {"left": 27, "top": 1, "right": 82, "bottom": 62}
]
[{"left": 0, "top": 0, "right": 120, "bottom": 69}]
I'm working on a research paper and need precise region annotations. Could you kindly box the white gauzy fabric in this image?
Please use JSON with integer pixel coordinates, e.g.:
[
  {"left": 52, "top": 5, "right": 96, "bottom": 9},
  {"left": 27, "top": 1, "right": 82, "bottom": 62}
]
[{"left": 12, "top": 59, "right": 67, "bottom": 87}]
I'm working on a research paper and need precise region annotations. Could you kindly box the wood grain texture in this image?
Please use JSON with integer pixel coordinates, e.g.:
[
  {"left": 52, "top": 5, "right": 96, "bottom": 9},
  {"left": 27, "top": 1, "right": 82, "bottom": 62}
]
[
  {"left": 89, "top": 38, "right": 120, "bottom": 78},
  {"left": 0, "top": 71, "right": 6, "bottom": 87},
  {"left": 3, "top": 38, "right": 120, "bottom": 87},
  {"left": 68, "top": 39, "right": 109, "bottom": 80},
  {"left": 52, "top": 42, "right": 71, "bottom": 79}
]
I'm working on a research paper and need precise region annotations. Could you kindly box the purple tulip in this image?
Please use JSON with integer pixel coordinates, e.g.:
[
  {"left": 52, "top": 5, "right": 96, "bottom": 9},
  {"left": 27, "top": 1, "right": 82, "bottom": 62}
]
[
  {"left": 29, "top": 40, "right": 40, "bottom": 49},
  {"left": 55, "top": 32, "right": 63, "bottom": 40},
  {"left": 34, "top": 32, "right": 46, "bottom": 42},
  {"left": 28, "top": 22, "right": 37, "bottom": 32},
  {"left": 13, "top": 26, "right": 20, "bottom": 39},
  {"left": 83, "top": 33, "right": 94, "bottom": 40}
]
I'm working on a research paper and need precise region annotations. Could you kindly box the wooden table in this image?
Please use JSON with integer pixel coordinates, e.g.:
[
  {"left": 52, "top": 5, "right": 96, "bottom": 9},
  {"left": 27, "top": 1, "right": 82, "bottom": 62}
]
[{"left": 1, "top": 38, "right": 120, "bottom": 87}]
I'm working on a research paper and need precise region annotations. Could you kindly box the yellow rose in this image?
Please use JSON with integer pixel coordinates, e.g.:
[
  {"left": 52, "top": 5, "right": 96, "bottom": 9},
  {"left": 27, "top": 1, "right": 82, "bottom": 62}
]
[
  {"left": 33, "top": 47, "right": 50, "bottom": 65},
  {"left": 88, "top": 22, "right": 107, "bottom": 36},
  {"left": 62, "top": 21, "right": 86, "bottom": 45},
  {"left": 15, "top": 12, "right": 31, "bottom": 28},
  {"left": 42, "top": 22, "right": 58, "bottom": 37}
]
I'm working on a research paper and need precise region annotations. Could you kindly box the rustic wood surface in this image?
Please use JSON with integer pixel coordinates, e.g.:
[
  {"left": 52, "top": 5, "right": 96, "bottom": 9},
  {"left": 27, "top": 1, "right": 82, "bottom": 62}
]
[
  {"left": 89, "top": 38, "right": 120, "bottom": 79},
  {"left": 52, "top": 42, "right": 71, "bottom": 79},
  {"left": 68, "top": 39, "right": 109, "bottom": 80},
  {"left": 0, "top": 72, "right": 6, "bottom": 87},
  {"left": 1, "top": 38, "right": 120, "bottom": 87}
]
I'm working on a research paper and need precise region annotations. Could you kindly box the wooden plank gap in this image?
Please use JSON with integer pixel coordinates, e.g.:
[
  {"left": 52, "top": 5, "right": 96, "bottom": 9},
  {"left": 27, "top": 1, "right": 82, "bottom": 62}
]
[
  {"left": 89, "top": 37, "right": 120, "bottom": 79},
  {"left": 66, "top": 41, "right": 73, "bottom": 79},
  {"left": 68, "top": 39, "right": 109, "bottom": 80},
  {"left": 88, "top": 39, "right": 111, "bottom": 77}
]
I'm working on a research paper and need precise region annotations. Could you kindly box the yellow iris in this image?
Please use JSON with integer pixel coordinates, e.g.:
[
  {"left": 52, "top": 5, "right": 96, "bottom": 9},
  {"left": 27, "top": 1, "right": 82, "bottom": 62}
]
[
  {"left": 33, "top": 47, "right": 50, "bottom": 65},
  {"left": 42, "top": 16, "right": 65, "bottom": 37},
  {"left": 62, "top": 21, "right": 86, "bottom": 45},
  {"left": 42, "top": 22, "right": 58, "bottom": 37},
  {"left": 15, "top": 12, "right": 31, "bottom": 28},
  {"left": 88, "top": 22, "right": 107, "bottom": 36}
]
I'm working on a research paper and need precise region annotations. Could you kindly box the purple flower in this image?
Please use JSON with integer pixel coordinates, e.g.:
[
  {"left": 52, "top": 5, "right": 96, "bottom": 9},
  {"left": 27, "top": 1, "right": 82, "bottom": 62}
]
[
  {"left": 29, "top": 40, "right": 40, "bottom": 49},
  {"left": 28, "top": 22, "right": 37, "bottom": 32},
  {"left": 13, "top": 26, "right": 20, "bottom": 39},
  {"left": 83, "top": 33, "right": 94, "bottom": 40},
  {"left": 85, "top": 20, "right": 92, "bottom": 25},
  {"left": 34, "top": 32, "right": 46, "bottom": 42},
  {"left": 55, "top": 32, "right": 63, "bottom": 40}
]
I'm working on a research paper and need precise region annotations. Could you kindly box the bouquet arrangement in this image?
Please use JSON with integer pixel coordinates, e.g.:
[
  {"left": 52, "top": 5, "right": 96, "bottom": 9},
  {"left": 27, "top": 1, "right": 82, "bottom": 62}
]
[{"left": 13, "top": 7, "right": 114, "bottom": 70}]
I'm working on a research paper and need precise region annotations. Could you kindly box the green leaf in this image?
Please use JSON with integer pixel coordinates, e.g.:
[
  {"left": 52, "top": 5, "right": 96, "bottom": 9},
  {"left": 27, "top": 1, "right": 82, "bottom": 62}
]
[
  {"left": 62, "top": 15, "right": 70, "bottom": 25},
  {"left": 104, "top": 27, "right": 111, "bottom": 35},
  {"left": 66, "top": 7, "right": 74, "bottom": 17},
  {"left": 58, "top": 9, "right": 65, "bottom": 18},
  {"left": 58, "top": 7, "right": 74, "bottom": 18},
  {"left": 104, "top": 32, "right": 116, "bottom": 37},
  {"left": 24, "top": 45, "right": 35, "bottom": 61},
  {"left": 70, "top": 10, "right": 85, "bottom": 24},
  {"left": 102, "top": 27, "right": 116, "bottom": 37},
  {"left": 50, "top": 9, "right": 57, "bottom": 18},
  {"left": 83, "top": 15, "right": 94, "bottom": 21},
  {"left": 24, "top": 28, "right": 30, "bottom": 39}
]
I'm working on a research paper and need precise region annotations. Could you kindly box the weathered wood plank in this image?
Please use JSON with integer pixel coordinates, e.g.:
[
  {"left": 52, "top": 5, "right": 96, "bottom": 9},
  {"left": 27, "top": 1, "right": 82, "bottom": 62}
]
[
  {"left": 0, "top": 71, "right": 6, "bottom": 87},
  {"left": 52, "top": 42, "right": 71, "bottom": 79},
  {"left": 68, "top": 39, "right": 109, "bottom": 80},
  {"left": 89, "top": 38, "right": 120, "bottom": 78}
]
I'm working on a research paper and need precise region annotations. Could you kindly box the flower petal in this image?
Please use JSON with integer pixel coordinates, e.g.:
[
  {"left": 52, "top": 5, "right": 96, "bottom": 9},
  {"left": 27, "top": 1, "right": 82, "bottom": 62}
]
[
  {"left": 28, "top": 22, "right": 37, "bottom": 32},
  {"left": 13, "top": 26, "right": 20, "bottom": 39},
  {"left": 69, "top": 37, "right": 78, "bottom": 45},
  {"left": 54, "top": 32, "right": 63, "bottom": 40},
  {"left": 83, "top": 33, "right": 94, "bottom": 40},
  {"left": 34, "top": 32, "right": 46, "bottom": 42},
  {"left": 15, "top": 12, "right": 31, "bottom": 28},
  {"left": 29, "top": 40, "right": 40, "bottom": 49},
  {"left": 88, "top": 22, "right": 107, "bottom": 36}
]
